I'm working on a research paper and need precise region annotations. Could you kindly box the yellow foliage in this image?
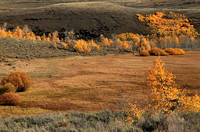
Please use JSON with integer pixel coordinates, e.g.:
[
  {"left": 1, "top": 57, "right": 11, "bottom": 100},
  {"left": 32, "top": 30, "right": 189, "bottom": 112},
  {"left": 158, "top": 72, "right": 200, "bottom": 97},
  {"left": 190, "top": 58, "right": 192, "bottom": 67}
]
[
  {"left": 141, "top": 38, "right": 151, "bottom": 51},
  {"left": 124, "top": 103, "right": 144, "bottom": 123},
  {"left": 149, "top": 48, "right": 169, "bottom": 56},
  {"left": 137, "top": 12, "right": 199, "bottom": 46},
  {"left": 117, "top": 33, "right": 152, "bottom": 52},
  {"left": 46, "top": 37, "right": 50, "bottom": 42},
  {"left": 125, "top": 58, "right": 200, "bottom": 123},
  {"left": 61, "top": 42, "right": 67, "bottom": 48},
  {"left": 139, "top": 50, "right": 150, "bottom": 56},
  {"left": 0, "top": 24, "right": 63, "bottom": 45},
  {"left": 165, "top": 48, "right": 185, "bottom": 55},
  {"left": 74, "top": 39, "right": 91, "bottom": 52},
  {"left": 37, "top": 36, "right": 41, "bottom": 41},
  {"left": 0, "top": 29, "right": 7, "bottom": 37},
  {"left": 146, "top": 58, "right": 200, "bottom": 113}
]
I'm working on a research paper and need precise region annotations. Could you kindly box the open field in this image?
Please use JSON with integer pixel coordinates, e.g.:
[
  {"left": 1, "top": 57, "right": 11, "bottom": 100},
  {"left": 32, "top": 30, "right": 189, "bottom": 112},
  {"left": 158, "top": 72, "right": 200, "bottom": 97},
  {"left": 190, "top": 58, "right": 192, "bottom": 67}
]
[{"left": 0, "top": 51, "right": 199, "bottom": 116}]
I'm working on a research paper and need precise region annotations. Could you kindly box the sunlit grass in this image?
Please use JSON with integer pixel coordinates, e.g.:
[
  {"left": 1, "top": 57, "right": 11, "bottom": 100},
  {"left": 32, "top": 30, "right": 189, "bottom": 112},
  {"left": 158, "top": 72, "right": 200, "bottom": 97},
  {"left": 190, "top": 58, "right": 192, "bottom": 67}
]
[{"left": 0, "top": 106, "right": 51, "bottom": 117}]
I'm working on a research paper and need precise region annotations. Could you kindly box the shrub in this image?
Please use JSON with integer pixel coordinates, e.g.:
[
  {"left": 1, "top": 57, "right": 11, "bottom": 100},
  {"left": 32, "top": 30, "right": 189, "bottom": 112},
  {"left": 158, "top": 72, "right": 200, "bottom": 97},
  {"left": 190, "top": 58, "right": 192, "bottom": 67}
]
[
  {"left": 149, "top": 48, "right": 169, "bottom": 56},
  {"left": 174, "top": 48, "right": 185, "bottom": 55},
  {"left": 1, "top": 71, "right": 31, "bottom": 92},
  {"left": 139, "top": 50, "right": 150, "bottom": 56},
  {"left": 165, "top": 48, "right": 185, "bottom": 55},
  {"left": 165, "top": 48, "right": 177, "bottom": 55},
  {"left": 0, "top": 83, "right": 16, "bottom": 95},
  {"left": 146, "top": 58, "right": 200, "bottom": 113},
  {"left": 0, "top": 93, "right": 21, "bottom": 106}
]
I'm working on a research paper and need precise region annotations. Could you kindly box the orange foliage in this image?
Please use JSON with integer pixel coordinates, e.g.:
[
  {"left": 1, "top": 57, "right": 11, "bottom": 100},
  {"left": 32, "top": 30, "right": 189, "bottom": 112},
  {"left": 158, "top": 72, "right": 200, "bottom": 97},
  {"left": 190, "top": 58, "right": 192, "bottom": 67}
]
[
  {"left": 137, "top": 12, "right": 199, "bottom": 37},
  {"left": 139, "top": 50, "right": 150, "bottom": 56},
  {"left": 123, "top": 103, "right": 144, "bottom": 123},
  {"left": 137, "top": 12, "right": 199, "bottom": 49},
  {"left": 0, "top": 93, "right": 21, "bottom": 106},
  {"left": 61, "top": 42, "right": 67, "bottom": 48},
  {"left": 0, "top": 24, "right": 61, "bottom": 44},
  {"left": 100, "top": 34, "right": 113, "bottom": 47},
  {"left": 74, "top": 39, "right": 91, "bottom": 52},
  {"left": 149, "top": 48, "right": 169, "bottom": 56},
  {"left": 117, "top": 33, "right": 152, "bottom": 52},
  {"left": 146, "top": 58, "right": 200, "bottom": 113},
  {"left": 125, "top": 58, "right": 200, "bottom": 123},
  {"left": 165, "top": 48, "right": 185, "bottom": 55},
  {"left": 1, "top": 71, "right": 31, "bottom": 92},
  {"left": 0, "top": 16, "right": 197, "bottom": 54},
  {"left": 0, "top": 83, "right": 16, "bottom": 95}
]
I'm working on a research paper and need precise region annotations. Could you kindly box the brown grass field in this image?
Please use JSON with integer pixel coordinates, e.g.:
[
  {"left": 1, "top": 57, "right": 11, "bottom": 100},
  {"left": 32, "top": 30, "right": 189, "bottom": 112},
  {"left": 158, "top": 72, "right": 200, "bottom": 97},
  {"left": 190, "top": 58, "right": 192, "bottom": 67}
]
[{"left": 0, "top": 51, "right": 199, "bottom": 116}]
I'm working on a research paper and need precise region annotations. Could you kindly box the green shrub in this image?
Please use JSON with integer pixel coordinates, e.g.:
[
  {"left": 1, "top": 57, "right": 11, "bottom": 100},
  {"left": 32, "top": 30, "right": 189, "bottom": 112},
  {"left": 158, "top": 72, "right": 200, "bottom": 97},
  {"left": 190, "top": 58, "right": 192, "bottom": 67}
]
[
  {"left": 1, "top": 71, "right": 31, "bottom": 92},
  {"left": 0, "top": 93, "right": 21, "bottom": 106}
]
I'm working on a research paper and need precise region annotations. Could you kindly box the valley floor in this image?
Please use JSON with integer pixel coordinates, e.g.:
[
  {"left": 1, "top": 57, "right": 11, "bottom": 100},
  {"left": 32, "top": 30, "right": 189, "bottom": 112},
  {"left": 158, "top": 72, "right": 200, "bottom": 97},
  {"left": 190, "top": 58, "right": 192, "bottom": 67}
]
[{"left": 0, "top": 51, "right": 199, "bottom": 116}]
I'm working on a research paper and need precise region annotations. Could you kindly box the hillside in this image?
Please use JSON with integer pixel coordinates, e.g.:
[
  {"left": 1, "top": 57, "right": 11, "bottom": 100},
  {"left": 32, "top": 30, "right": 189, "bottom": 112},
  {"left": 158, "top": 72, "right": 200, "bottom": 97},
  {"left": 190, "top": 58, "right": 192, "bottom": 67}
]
[{"left": 0, "top": 0, "right": 199, "bottom": 39}]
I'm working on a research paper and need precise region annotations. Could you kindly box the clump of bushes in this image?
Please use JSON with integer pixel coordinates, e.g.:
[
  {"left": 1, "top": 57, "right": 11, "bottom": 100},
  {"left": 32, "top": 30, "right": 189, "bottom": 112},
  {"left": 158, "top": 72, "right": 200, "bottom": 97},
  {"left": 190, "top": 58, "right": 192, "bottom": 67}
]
[
  {"left": 165, "top": 48, "right": 185, "bottom": 55},
  {"left": 139, "top": 50, "right": 150, "bottom": 56},
  {"left": 0, "top": 71, "right": 31, "bottom": 106},
  {"left": 0, "top": 83, "right": 16, "bottom": 94},
  {"left": 139, "top": 48, "right": 185, "bottom": 56},
  {"left": 1, "top": 71, "right": 31, "bottom": 92},
  {"left": 0, "top": 93, "right": 21, "bottom": 106},
  {"left": 149, "top": 47, "right": 169, "bottom": 56}
]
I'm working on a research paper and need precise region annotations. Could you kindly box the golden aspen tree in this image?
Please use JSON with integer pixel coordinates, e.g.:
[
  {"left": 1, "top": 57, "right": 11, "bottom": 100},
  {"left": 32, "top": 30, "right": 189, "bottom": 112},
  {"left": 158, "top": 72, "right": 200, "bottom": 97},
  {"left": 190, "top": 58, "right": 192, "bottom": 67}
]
[
  {"left": 125, "top": 58, "right": 199, "bottom": 124},
  {"left": 46, "top": 37, "right": 50, "bottom": 42},
  {"left": 41, "top": 33, "right": 47, "bottom": 41},
  {"left": 0, "top": 29, "right": 7, "bottom": 37},
  {"left": 61, "top": 42, "right": 67, "bottom": 48},
  {"left": 146, "top": 58, "right": 200, "bottom": 113},
  {"left": 6, "top": 30, "right": 13, "bottom": 38},
  {"left": 17, "top": 28, "right": 23, "bottom": 39},
  {"left": 36, "top": 36, "right": 41, "bottom": 41},
  {"left": 30, "top": 32, "right": 36, "bottom": 40}
]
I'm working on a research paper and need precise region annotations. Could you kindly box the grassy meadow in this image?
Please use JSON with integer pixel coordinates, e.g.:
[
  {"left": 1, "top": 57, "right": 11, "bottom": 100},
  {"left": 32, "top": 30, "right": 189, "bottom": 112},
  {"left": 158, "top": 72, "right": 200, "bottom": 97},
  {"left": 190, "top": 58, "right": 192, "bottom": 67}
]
[{"left": 0, "top": 0, "right": 199, "bottom": 131}]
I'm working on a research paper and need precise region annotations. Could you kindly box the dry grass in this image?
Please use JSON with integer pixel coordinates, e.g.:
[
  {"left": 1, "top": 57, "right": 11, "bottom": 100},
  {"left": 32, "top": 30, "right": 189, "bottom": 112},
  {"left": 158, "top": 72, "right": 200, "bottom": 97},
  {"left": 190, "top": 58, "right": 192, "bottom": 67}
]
[
  {"left": 0, "top": 106, "right": 51, "bottom": 117},
  {"left": 0, "top": 51, "right": 199, "bottom": 116}
]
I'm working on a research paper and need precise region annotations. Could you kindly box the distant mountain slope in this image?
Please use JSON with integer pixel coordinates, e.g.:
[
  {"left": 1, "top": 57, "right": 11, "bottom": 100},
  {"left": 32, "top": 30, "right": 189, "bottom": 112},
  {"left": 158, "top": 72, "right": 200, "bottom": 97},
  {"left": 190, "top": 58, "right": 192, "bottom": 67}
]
[{"left": 0, "top": 0, "right": 199, "bottom": 39}]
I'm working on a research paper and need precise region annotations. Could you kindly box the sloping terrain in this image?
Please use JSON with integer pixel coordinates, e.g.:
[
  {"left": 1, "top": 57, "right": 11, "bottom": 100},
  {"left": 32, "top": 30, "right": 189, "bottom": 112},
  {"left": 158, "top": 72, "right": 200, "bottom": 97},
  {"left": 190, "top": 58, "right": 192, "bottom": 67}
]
[
  {"left": 0, "top": 0, "right": 199, "bottom": 39},
  {"left": 0, "top": 37, "right": 125, "bottom": 60},
  {"left": 0, "top": 38, "right": 77, "bottom": 59}
]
